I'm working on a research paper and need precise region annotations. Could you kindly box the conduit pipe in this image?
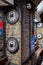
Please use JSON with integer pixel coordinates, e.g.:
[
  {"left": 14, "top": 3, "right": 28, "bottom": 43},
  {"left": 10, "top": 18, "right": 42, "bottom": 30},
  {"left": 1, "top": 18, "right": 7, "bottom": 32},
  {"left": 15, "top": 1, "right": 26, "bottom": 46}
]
[{"left": 34, "top": 0, "right": 43, "bottom": 22}]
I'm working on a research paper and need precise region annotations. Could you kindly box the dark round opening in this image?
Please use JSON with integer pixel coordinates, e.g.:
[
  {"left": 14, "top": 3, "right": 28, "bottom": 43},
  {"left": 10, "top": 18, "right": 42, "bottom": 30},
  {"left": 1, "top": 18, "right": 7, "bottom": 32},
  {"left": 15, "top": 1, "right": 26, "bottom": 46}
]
[
  {"left": 10, "top": 44, "right": 13, "bottom": 47},
  {"left": 10, "top": 14, "right": 13, "bottom": 18}
]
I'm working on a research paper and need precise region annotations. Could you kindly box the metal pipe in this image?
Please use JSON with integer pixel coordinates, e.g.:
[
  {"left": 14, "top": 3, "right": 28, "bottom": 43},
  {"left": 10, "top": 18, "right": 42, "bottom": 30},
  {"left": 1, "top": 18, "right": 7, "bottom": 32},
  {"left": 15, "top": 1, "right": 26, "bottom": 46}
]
[
  {"left": 34, "top": 0, "right": 43, "bottom": 22},
  {"left": 37, "top": 0, "right": 43, "bottom": 15}
]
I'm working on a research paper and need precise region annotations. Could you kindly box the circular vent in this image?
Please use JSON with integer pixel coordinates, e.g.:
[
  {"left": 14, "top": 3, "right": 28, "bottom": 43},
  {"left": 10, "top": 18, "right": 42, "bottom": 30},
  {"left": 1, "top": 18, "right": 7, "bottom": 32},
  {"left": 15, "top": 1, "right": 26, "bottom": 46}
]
[
  {"left": 7, "top": 37, "right": 19, "bottom": 53},
  {"left": 37, "top": 33, "right": 42, "bottom": 39},
  {"left": 7, "top": 9, "right": 19, "bottom": 24},
  {"left": 37, "top": 22, "right": 42, "bottom": 28}
]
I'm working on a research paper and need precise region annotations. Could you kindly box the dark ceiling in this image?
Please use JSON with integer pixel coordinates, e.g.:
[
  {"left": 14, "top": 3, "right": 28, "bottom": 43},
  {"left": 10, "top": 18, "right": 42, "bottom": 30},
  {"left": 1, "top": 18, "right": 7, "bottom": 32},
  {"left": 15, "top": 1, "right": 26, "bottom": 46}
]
[{"left": 34, "top": 0, "right": 41, "bottom": 6}]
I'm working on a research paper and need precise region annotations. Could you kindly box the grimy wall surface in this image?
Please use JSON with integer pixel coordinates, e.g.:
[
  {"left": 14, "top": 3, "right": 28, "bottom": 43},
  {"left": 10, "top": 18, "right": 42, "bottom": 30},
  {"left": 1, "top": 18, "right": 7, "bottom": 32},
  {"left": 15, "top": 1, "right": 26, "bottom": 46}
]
[
  {"left": 5, "top": 3, "right": 35, "bottom": 65},
  {"left": 5, "top": 3, "right": 31, "bottom": 65},
  {"left": 6, "top": 8, "right": 21, "bottom": 65},
  {"left": 2, "top": 0, "right": 35, "bottom": 65},
  {"left": 37, "top": 24, "right": 43, "bottom": 47}
]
